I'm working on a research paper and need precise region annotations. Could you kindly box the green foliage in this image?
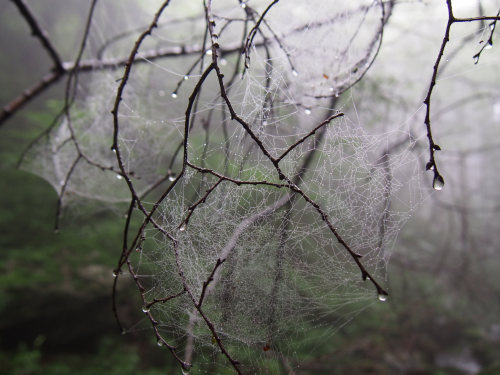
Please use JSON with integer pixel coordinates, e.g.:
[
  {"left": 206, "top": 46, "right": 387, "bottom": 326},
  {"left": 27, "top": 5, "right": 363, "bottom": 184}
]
[
  {"left": 0, "top": 168, "right": 125, "bottom": 290},
  {"left": 0, "top": 336, "right": 168, "bottom": 375}
]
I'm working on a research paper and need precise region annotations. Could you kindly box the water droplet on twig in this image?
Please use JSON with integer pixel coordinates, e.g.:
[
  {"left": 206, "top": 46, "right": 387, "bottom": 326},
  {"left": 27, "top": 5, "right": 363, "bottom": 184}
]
[{"left": 433, "top": 174, "right": 444, "bottom": 191}]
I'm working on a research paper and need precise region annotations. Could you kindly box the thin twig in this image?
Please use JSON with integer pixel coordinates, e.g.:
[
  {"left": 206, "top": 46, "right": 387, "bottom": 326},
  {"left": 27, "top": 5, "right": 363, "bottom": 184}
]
[
  {"left": 11, "top": 0, "right": 64, "bottom": 72},
  {"left": 275, "top": 113, "right": 343, "bottom": 163}
]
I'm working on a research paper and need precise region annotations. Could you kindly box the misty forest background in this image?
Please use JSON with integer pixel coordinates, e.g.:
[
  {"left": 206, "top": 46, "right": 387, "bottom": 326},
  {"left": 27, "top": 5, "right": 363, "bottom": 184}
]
[{"left": 1, "top": 1, "right": 500, "bottom": 374}]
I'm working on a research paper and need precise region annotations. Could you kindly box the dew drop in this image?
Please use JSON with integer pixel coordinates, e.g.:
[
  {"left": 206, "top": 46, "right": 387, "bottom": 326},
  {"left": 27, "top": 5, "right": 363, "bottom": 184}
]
[
  {"left": 157, "top": 339, "right": 164, "bottom": 347},
  {"left": 473, "top": 54, "right": 480, "bottom": 64},
  {"left": 179, "top": 223, "right": 187, "bottom": 232},
  {"left": 121, "top": 330, "right": 127, "bottom": 335},
  {"left": 220, "top": 58, "right": 227, "bottom": 66},
  {"left": 112, "top": 271, "right": 118, "bottom": 278},
  {"left": 490, "top": 22, "right": 495, "bottom": 31},
  {"left": 304, "top": 108, "right": 312, "bottom": 115},
  {"left": 433, "top": 174, "right": 445, "bottom": 191},
  {"left": 292, "top": 69, "right": 299, "bottom": 77},
  {"left": 206, "top": 49, "right": 213, "bottom": 56},
  {"left": 116, "top": 174, "right": 123, "bottom": 180},
  {"left": 378, "top": 293, "right": 388, "bottom": 302},
  {"left": 142, "top": 305, "right": 150, "bottom": 313},
  {"left": 183, "top": 75, "right": 189, "bottom": 80},
  {"left": 171, "top": 92, "right": 178, "bottom": 99},
  {"left": 168, "top": 174, "right": 176, "bottom": 182},
  {"left": 485, "top": 41, "right": 493, "bottom": 50},
  {"left": 262, "top": 120, "right": 268, "bottom": 126},
  {"left": 240, "top": 2, "right": 246, "bottom": 8}
]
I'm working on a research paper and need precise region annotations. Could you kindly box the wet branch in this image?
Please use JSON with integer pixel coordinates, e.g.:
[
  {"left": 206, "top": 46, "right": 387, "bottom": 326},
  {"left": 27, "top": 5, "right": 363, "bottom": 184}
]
[{"left": 423, "top": 1, "right": 499, "bottom": 190}]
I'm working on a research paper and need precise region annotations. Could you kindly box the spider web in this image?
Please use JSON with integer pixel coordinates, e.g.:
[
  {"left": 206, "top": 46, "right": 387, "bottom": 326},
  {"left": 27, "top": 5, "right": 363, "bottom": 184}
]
[{"left": 20, "top": 0, "right": 429, "bottom": 372}]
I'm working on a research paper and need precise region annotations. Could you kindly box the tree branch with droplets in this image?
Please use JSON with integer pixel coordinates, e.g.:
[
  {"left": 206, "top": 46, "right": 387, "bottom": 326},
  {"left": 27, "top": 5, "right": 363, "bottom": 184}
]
[
  {"left": 423, "top": 0, "right": 500, "bottom": 191},
  {"left": 4, "top": 1, "right": 423, "bottom": 373}
]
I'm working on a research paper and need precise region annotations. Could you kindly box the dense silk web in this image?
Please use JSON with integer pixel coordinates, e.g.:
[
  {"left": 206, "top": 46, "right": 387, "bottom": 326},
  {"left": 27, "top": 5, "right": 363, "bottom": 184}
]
[{"left": 19, "top": 0, "right": 431, "bottom": 372}]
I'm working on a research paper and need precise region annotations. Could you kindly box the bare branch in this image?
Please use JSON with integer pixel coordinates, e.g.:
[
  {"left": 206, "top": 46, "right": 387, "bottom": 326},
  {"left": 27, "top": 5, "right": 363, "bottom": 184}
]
[
  {"left": 422, "top": 0, "right": 454, "bottom": 189},
  {"left": 243, "top": 0, "right": 280, "bottom": 70},
  {"left": 0, "top": 71, "right": 63, "bottom": 126},
  {"left": 11, "top": 0, "right": 64, "bottom": 72},
  {"left": 275, "top": 113, "right": 344, "bottom": 164}
]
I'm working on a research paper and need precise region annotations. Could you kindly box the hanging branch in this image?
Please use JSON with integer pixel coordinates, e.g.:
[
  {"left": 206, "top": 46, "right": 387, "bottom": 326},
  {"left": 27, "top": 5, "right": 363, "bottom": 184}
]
[
  {"left": 423, "top": 0, "right": 500, "bottom": 190},
  {"left": 108, "top": 1, "right": 195, "bottom": 371}
]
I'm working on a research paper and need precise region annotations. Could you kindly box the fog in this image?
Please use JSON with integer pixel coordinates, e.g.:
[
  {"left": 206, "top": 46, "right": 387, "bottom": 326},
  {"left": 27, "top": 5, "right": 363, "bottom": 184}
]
[{"left": 1, "top": 1, "right": 499, "bottom": 374}]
